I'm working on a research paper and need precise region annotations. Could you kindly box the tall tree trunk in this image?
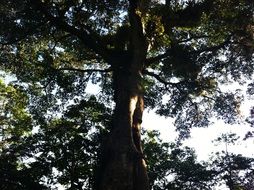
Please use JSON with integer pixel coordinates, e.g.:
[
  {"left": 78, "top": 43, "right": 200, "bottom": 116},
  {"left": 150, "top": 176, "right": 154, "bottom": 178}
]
[
  {"left": 97, "top": 1, "right": 149, "bottom": 189},
  {"left": 98, "top": 64, "right": 149, "bottom": 190}
]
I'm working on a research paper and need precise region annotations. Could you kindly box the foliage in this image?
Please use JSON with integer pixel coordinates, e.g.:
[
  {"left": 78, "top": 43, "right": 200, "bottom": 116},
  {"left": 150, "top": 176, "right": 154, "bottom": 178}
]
[
  {"left": 0, "top": 85, "right": 253, "bottom": 189},
  {"left": 143, "top": 130, "right": 216, "bottom": 190},
  {"left": 0, "top": 80, "right": 46, "bottom": 189},
  {"left": 0, "top": 90, "right": 111, "bottom": 189},
  {"left": 0, "top": 0, "right": 254, "bottom": 189},
  {"left": 0, "top": 0, "right": 253, "bottom": 139},
  {"left": 210, "top": 133, "right": 254, "bottom": 190}
]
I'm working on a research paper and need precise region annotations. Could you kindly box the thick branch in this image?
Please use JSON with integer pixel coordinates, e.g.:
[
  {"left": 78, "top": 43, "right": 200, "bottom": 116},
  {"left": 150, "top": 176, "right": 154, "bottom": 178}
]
[
  {"left": 128, "top": 0, "right": 148, "bottom": 64},
  {"left": 143, "top": 70, "right": 181, "bottom": 86},
  {"left": 57, "top": 67, "right": 112, "bottom": 73},
  {"left": 31, "top": 0, "right": 111, "bottom": 62},
  {"left": 0, "top": 22, "right": 46, "bottom": 45},
  {"left": 145, "top": 51, "right": 171, "bottom": 66},
  {"left": 191, "top": 37, "right": 232, "bottom": 55},
  {"left": 160, "top": 0, "right": 213, "bottom": 29},
  {"left": 128, "top": 0, "right": 145, "bottom": 45},
  {"left": 146, "top": 36, "right": 231, "bottom": 66}
]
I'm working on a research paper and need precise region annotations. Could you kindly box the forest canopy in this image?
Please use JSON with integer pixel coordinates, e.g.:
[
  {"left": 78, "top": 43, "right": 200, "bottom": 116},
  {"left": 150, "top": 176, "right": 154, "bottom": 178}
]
[{"left": 0, "top": 0, "right": 254, "bottom": 189}]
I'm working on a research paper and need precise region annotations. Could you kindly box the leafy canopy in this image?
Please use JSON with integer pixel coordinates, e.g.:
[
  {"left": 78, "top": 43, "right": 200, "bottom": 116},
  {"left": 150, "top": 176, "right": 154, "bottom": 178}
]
[{"left": 0, "top": 0, "right": 254, "bottom": 189}]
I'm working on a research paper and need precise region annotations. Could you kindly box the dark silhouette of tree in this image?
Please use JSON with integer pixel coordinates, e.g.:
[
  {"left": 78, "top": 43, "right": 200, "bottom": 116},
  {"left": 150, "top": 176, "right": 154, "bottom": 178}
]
[
  {"left": 0, "top": 81, "right": 254, "bottom": 189},
  {"left": 0, "top": 0, "right": 253, "bottom": 189},
  {"left": 0, "top": 81, "right": 47, "bottom": 190},
  {"left": 210, "top": 133, "right": 254, "bottom": 190},
  {"left": 143, "top": 131, "right": 216, "bottom": 190}
]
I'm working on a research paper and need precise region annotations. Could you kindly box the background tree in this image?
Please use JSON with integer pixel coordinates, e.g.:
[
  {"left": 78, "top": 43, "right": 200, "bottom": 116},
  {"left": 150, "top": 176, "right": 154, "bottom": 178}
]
[
  {"left": 210, "top": 133, "right": 254, "bottom": 190},
  {"left": 143, "top": 130, "right": 215, "bottom": 190},
  {"left": 0, "top": 0, "right": 254, "bottom": 189},
  {"left": 0, "top": 84, "right": 111, "bottom": 189},
  {"left": 0, "top": 80, "right": 47, "bottom": 190}
]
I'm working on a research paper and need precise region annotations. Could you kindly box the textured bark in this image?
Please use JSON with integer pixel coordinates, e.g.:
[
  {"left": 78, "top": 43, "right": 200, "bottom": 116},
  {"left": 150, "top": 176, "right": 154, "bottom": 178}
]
[
  {"left": 97, "top": 1, "right": 149, "bottom": 189},
  {"left": 98, "top": 65, "right": 149, "bottom": 190},
  {"left": 132, "top": 96, "right": 149, "bottom": 190}
]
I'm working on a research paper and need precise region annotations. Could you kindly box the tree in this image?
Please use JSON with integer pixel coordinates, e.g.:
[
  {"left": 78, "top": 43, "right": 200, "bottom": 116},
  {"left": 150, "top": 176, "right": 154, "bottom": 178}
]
[
  {"left": 143, "top": 131, "right": 215, "bottom": 190},
  {"left": 210, "top": 133, "right": 254, "bottom": 190},
  {"left": 0, "top": 80, "right": 47, "bottom": 190},
  {"left": 0, "top": 84, "right": 111, "bottom": 189},
  {"left": 0, "top": 0, "right": 253, "bottom": 189}
]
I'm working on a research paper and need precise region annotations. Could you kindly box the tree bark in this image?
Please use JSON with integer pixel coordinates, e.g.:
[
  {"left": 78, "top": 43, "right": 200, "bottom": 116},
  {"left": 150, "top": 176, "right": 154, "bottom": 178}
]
[
  {"left": 97, "top": 1, "right": 149, "bottom": 189},
  {"left": 97, "top": 63, "right": 149, "bottom": 190}
]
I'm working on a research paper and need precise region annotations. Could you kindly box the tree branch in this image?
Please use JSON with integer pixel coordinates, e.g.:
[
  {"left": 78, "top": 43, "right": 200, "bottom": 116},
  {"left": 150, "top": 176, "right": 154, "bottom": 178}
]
[
  {"left": 190, "top": 37, "right": 232, "bottom": 55},
  {"left": 0, "top": 22, "right": 46, "bottom": 46},
  {"left": 159, "top": 0, "right": 213, "bottom": 29},
  {"left": 128, "top": 0, "right": 148, "bottom": 63},
  {"left": 143, "top": 70, "right": 180, "bottom": 86},
  {"left": 145, "top": 50, "right": 171, "bottom": 66},
  {"left": 57, "top": 67, "right": 112, "bottom": 73},
  {"left": 31, "top": 0, "right": 111, "bottom": 62},
  {"left": 146, "top": 36, "right": 231, "bottom": 66},
  {"left": 177, "top": 34, "right": 211, "bottom": 44}
]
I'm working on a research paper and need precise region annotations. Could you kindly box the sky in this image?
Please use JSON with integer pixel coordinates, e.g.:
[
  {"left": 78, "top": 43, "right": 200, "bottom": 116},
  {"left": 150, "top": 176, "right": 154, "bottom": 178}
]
[
  {"left": 142, "top": 111, "right": 254, "bottom": 190},
  {"left": 143, "top": 79, "right": 254, "bottom": 162},
  {"left": 143, "top": 110, "right": 254, "bottom": 161},
  {"left": 2, "top": 65, "right": 254, "bottom": 189},
  {"left": 85, "top": 78, "right": 254, "bottom": 161},
  {"left": 1, "top": 73, "right": 253, "bottom": 190}
]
